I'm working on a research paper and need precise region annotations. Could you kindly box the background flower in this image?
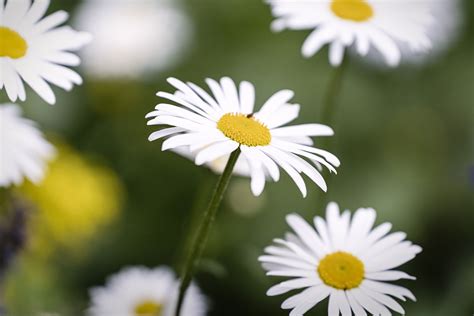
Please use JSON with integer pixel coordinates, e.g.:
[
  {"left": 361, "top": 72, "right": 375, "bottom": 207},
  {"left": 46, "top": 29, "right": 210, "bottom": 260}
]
[
  {"left": 88, "top": 266, "right": 207, "bottom": 316},
  {"left": 20, "top": 143, "right": 124, "bottom": 255},
  {"left": 0, "top": 103, "right": 55, "bottom": 187},
  {"left": 266, "top": 0, "right": 455, "bottom": 67},
  {"left": 0, "top": 0, "right": 91, "bottom": 104},
  {"left": 74, "top": 0, "right": 192, "bottom": 79}
]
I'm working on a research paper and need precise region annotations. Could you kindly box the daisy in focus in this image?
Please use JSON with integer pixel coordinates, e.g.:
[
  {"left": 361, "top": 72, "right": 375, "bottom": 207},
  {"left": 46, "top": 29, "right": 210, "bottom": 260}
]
[
  {"left": 75, "top": 0, "right": 191, "bottom": 79},
  {"left": 0, "top": 103, "right": 55, "bottom": 187},
  {"left": 88, "top": 266, "right": 207, "bottom": 316},
  {"left": 146, "top": 77, "right": 340, "bottom": 197},
  {"left": 267, "top": 0, "right": 437, "bottom": 67},
  {"left": 0, "top": 0, "right": 91, "bottom": 104},
  {"left": 259, "top": 202, "right": 422, "bottom": 315}
]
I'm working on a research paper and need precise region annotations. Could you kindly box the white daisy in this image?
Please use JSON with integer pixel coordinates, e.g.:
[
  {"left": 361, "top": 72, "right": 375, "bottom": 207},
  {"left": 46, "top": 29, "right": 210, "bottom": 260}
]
[
  {"left": 75, "top": 0, "right": 192, "bottom": 79},
  {"left": 146, "top": 77, "right": 340, "bottom": 197},
  {"left": 267, "top": 0, "right": 438, "bottom": 67},
  {"left": 88, "top": 266, "right": 208, "bottom": 316},
  {"left": 0, "top": 103, "right": 55, "bottom": 187},
  {"left": 0, "top": 0, "right": 91, "bottom": 104},
  {"left": 259, "top": 202, "right": 422, "bottom": 316}
]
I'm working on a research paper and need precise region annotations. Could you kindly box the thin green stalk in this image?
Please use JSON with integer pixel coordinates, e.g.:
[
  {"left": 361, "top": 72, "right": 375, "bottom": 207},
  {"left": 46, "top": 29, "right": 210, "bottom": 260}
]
[
  {"left": 175, "top": 175, "right": 214, "bottom": 270},
  {"left": 315, "top": 57, "right": 349, "bottom": 212},
  {"left": 175, "top": 149, "right": 241, "bottom": 316},
  {"left": 321, "top": 56, "right": 349, "bottom": 127}
]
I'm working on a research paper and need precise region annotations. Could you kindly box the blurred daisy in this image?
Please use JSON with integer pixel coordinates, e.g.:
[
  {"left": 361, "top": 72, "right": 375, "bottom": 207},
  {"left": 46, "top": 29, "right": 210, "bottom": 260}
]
[
  {"left": 393, "top": 0, "right": 462, "bottom": 65},
  {"left": 0, "top": 0, "right": 91, "bottom": 104},
  {"left": 267, "top": 0, "right": 438, "bottom": 67},
  {"left": 75, "top": 0, "right": 192, "bottom": 79},
  {"left": 88, "top": 266, "right": 207, "bottom": 316},
  {"left": 146, "top": 77, "right": 340, "bottom": 197},
  {"left": 260, "top": 202, "right": 422, "bottom": 316},
  {"left": 0, "top": 104, "right": 55, "bottom": 187},
  {"left": 21, "top": 144, "right": 123, "bottom": 255}
]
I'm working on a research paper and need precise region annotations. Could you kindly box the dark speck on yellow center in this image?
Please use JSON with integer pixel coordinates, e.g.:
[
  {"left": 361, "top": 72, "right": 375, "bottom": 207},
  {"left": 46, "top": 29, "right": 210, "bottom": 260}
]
[
  {"left": 317, "top": 251, "right": 364, "bottom": 290},
  {"left": 331, "top": 0, "right": 374, "bottom": 22},
  {"left": 217, "top": 113, "right": 271, "bottom": 147},
  {"left": 134, "top": 300, "right": 163, "bottom": 316},
  {"left": 0, "top": 27, "right": 28, "bottom": 59}
]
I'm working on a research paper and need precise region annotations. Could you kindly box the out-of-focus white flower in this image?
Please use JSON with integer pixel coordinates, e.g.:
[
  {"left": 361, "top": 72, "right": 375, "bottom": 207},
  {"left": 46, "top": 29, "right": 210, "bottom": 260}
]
[
  {"left": 394, "top": 0, "right": 462, "bottom": 65},
  {"left": 267, "top": 0, "right": 446, "bottom": 67},
  {"left": 88, "top": 266, "right": 207, "bottom": 316},
  {"left": 260, "top": 202, "right": 422, "bottom": 316},
  {"left": 75, "top": 0, "right": 192, "bottom": 79},
  {"left": 0, "top": 104, "right": 55, "bottom": 187},
  {"left": 0, "top": 0, "right": 91, "bottom": 104},
  {"left": 146, "top": 77, "right": 340, "bottom": 197}
]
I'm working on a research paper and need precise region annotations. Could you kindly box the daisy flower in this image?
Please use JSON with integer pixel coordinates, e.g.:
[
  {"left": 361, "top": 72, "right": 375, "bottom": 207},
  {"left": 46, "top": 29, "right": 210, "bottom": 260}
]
[
  {"left": 88, "top": 266, "right": 208, "bottom": 316},
  {"left": 0, "top": 0, "right": 91, "bottom": 104},
  {"left": 146, "top": 77, "right": 340, "bottom": 197},
  {"left": 0, "top": 103, "right": 55, "bottom": 187},
  {"left": 75, "top": 0, "right": 191, "bottom": 79},
  {"left": 259, "top": 202, "right": 422, "bottom": 316},
  {"left": 267, "top": 0, "right": 438, "bottom": 67}
]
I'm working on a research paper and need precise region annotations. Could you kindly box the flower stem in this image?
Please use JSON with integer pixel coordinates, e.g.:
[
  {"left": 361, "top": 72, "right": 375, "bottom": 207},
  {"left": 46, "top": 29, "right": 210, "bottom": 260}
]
[
  {"left": 175, "top": 148, "right": 241, "bottom": 316},
  {"left": 315, "top": 57, "right": 349, "bottom": 211},
  {"left": 321, "top": 56, "right": 349, "bottom": 127}
]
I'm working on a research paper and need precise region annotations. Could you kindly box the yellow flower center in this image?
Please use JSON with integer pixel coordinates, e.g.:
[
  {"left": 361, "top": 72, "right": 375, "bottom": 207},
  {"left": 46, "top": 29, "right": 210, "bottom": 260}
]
[
  {"left": 134, "top": 300, "right": 163, "bottom": 316},
  {"left": 317, "top": 251, "right": 364, "bottom": 290},
  {"left": 331, "top": 0, "right": 374, "bottom": 22},
  {"left": 0, "top": 27, "right": 28, "bottom": 59},
  {"left": 217, "top": 113, "right": 271, "bottom": 147}
]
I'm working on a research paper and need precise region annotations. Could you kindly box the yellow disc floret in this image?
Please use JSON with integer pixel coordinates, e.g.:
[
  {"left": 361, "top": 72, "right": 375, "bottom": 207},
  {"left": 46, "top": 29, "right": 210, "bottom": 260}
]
[
  {"left": 331, "top": 0, "right": 374, "bottom": 22},
  {"left": 0, "top": 27, "right": 28, "bottom": 59},
  {"left": 134, "top": 300, "right": 163, "bottom": 316},
  {"left": 217, "top": 113, "right": 271, "bottom": 147},
  {"left": 317, "top": 251, "right": 364, "bottom": 290}
]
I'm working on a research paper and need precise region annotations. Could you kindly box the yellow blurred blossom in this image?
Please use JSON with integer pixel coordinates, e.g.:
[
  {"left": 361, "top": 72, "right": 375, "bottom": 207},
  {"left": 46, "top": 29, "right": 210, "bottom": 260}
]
[{"left": 20, "top": 144, "right": 124, "bottom": 256}]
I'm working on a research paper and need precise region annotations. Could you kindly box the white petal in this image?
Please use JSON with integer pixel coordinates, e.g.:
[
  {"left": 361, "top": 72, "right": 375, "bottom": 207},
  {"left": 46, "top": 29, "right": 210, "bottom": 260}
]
[
  {"left": 195, "top": 141, "right": 239, "bottom": 166},
  {"left": 366, "top": 270, "right": 416, "bottom": 281},
  {"left": 286, "top": 213, "right": 328, "bottom": 259},
  {"left": 302, "top": 27, "right": 337, "bottom": 58},
  {"left": 148, "top": 127, "right": 184, "bottom": 142},
  {"left": 257, "top": 89, "right": 294, "bottom": 118},
  {"left": 239, "top": 81, "right": 255, "bottom": 114},
  {"left": 329, "top": 40, "right": 345, "bottom": 66},
  {"left": 267, "top": 278, "right": 321, "bottom": 296},
  {"left": 271, "top": 124, "right": 334, "bottom": 137}
]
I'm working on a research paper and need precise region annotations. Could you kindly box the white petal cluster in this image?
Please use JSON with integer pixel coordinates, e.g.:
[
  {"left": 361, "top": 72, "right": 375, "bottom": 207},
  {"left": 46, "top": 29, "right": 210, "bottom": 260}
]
[
  {"left": 0, "top": 0, "right": 91, "bottom": 104},
  {"left": 147, "top": 77, "right": 340, "bottom": 197},
  {"left": 267, "top": 0, "right": 445, "bottom": 67},
  {"left": 0, "top": 104, "right": 55, "bottom": 187},
  {"left": 88, "top": 266, "right": 207, "bottom": 316},
  {"left": 260, "top": 202, "right": 422, "bottom": 315}
]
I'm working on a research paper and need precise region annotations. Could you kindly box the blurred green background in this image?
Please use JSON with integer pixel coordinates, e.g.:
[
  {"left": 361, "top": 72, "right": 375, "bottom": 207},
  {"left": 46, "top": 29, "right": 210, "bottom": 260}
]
[{"left": 2, "top": 0, "right": 473, "bottom": 315}]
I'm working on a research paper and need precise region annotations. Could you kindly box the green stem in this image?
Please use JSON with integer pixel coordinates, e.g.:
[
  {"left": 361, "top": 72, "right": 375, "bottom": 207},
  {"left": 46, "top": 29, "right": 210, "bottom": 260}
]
[
  {"left": 321, "top": 55, "right": 349, "bottom": 127},
  {"left": 315, "top": 57, "right": 349, "bottom": 212},
  {"left": 175, "top": 149, "right": 241, "bottom": 316}
]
